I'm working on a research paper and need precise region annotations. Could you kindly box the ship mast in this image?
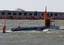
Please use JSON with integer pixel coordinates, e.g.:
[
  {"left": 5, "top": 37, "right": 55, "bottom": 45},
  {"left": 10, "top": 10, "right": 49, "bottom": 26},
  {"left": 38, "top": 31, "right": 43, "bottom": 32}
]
[
  {"left": 3, "top": 16, "right": 7, "bottom": 33},
  {"left": 44, "top": 6, "right": 50, "bottom": 28}
]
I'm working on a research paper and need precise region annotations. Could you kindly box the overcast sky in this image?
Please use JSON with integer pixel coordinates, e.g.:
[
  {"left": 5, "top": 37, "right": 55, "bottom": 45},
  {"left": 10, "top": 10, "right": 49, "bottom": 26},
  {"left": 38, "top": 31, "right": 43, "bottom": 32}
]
[{"left": 0, "top": 0, "right": 63, "bottom": 12}]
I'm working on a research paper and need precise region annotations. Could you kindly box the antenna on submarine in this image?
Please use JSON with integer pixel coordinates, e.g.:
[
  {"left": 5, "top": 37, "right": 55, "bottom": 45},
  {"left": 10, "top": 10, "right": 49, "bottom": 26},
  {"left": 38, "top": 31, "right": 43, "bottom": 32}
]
[
  {"left": 45, "top": 6, "right": 47, "bottom": 12},
  {"left": 44, "top": 6, "right": 51, "bottom": 28}
]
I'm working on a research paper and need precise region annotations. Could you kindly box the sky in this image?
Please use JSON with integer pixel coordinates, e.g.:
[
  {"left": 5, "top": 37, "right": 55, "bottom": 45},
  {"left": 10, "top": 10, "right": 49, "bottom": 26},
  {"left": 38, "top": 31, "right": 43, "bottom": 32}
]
[{"left": 0, "top": 0, "right": 64, "bottom": 12}]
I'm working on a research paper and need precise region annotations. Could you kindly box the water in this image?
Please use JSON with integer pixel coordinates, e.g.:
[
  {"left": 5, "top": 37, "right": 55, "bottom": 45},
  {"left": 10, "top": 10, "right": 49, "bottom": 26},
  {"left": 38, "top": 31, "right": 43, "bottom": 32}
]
[
  {"left": 0, "top": 19, "right": 64, "bottom": 45},
  {"left": 0, "top": 19, "right": 45, "bottom": 31},
  {"left": 0, "top": 31, "right": 64, "bottom": 45}
]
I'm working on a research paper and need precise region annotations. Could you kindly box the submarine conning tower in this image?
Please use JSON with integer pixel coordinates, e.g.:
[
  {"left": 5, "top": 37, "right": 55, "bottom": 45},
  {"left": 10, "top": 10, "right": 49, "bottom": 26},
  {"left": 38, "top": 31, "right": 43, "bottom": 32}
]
[{"left": 44, "top": 7, "right": 51, "bottom": 28}]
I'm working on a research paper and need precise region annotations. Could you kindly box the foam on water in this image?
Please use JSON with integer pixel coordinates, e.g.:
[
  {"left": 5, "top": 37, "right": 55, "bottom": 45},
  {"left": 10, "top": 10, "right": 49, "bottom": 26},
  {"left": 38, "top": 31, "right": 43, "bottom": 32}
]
[{"left": 0, "top": 30, "right": 12, "bottom": 33}]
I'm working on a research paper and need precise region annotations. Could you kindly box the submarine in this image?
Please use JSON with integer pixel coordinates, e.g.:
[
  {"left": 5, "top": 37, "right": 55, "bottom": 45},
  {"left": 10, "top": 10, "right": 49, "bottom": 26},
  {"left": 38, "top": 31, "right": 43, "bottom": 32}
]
[
  {"left": 11, "top": 26, "right": 48, "bottom": 31},
  {"left": 11, "top": 7, "right": 51, "bottom": 31}
]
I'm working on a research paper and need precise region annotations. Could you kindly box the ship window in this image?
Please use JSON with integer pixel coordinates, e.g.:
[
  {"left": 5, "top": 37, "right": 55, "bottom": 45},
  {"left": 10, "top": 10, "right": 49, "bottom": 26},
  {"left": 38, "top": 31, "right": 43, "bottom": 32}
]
[
  {"left": 41, "top": 13, "right": 43, "bottom": 16},
  {"left": 1, "top": 12, "right": 5, "bottom": 15},
  {"left": 24, "top": 12, "right": 27, "bottom": 15},
  {"left": 13, "top": 12, "right": 17, "bottom": 15},
  {"left": 42, "top": 13, "right": 43, "bottom": 15},
  {"left": 34, "top": 12, "right": 37, "bottom": 16},
  {"left": 8, "top": 12, "right": 11, "bottom": 15},
  {"left": 50, "top": 13, "right": 53, "bottom": 16},
  {"left": 55, "top": 13, "right": 57, "bottom": 16},
  {"left": 19, "top": 12, "right": 22, "bottom": 15},
  {"left": 29, "top": 13, "right": 32, "bottom": 15}
]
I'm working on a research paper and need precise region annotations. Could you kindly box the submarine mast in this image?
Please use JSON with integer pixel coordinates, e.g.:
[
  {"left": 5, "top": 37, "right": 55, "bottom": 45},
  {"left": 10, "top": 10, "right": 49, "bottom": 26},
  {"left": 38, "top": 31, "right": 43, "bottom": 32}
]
[{"left": 44, "top": 6, "right": 51, "bottom": 28}]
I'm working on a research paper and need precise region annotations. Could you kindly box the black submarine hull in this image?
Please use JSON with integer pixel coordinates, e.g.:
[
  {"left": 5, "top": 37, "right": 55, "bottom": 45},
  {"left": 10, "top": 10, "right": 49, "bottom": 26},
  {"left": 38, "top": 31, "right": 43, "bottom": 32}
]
[{"left": 11, "top": 26, "right": 48, "bottom": 31}]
